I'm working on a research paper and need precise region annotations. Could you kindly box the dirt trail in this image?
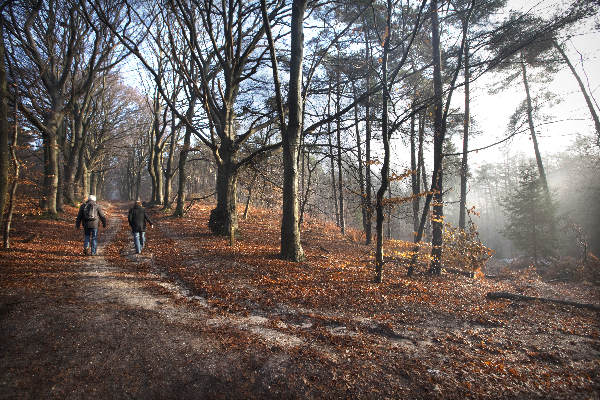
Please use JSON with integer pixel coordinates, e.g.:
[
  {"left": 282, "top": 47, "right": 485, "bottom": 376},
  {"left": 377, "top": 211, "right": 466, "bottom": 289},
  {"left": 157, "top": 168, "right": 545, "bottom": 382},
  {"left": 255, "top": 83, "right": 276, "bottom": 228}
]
[{"left": 0, "top": 214, "right": 282, "bottom": 399}]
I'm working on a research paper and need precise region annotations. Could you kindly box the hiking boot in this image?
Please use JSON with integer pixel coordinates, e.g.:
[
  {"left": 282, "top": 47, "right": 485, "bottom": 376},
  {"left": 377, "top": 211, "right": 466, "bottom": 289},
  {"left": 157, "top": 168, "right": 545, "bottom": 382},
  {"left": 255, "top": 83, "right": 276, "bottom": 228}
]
[{"left": 83, "top": 248, "right": 89, "bottom": 256}]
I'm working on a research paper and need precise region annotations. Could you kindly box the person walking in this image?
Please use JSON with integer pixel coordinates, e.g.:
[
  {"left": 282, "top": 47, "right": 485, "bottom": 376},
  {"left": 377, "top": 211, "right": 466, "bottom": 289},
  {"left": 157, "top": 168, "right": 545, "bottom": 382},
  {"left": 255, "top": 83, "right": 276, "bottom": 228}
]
[
  {"left": 75, "top": 194, "right": 107, "bottom": 256},
  {"left": 128, "top": 200, "right": 153, "bottom": 254}
]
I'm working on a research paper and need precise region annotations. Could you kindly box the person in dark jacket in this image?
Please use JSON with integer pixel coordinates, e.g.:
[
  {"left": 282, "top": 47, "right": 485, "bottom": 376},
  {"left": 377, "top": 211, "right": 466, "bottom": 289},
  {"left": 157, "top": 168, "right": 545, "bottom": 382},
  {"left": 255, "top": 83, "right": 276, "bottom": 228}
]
[
  {"left": 128, "top": 200, "right": 153, "bottom": 254},
  {"left": 75, "top": 195, "right": 107, "bottom": 256}
]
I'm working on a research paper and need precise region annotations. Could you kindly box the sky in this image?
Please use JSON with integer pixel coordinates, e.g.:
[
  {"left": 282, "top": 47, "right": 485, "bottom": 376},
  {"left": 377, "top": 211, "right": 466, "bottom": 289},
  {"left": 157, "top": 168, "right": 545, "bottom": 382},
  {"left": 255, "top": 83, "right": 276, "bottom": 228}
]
[
  {"left": 120, "top": 0, "right": 599, "bottom": 173},
  {"left": 462, "top": 0, "right": 600, "bottom": 169}
]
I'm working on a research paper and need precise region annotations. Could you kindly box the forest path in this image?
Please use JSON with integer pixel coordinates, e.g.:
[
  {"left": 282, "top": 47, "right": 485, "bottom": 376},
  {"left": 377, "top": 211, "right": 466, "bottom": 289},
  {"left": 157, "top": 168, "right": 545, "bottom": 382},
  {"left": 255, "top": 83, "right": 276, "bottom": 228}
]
[
  {"left": 0, "top": 211, "right": 283, "bottom": 399},
  {"left": 2, "top": 204, "right": 598, "bottom": 398}
]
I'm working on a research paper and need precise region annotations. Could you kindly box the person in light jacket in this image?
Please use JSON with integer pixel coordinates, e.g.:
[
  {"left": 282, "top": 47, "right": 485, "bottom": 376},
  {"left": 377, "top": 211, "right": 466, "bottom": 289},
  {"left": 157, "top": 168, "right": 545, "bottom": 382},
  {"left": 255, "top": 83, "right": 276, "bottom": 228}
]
[{"left": 128, "top": 200, "right": 153, "bottom": 254}]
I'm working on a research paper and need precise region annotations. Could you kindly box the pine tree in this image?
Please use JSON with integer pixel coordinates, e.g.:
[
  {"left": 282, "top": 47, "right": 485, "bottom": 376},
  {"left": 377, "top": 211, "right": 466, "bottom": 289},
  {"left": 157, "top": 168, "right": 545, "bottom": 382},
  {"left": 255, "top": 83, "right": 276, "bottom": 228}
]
[{"left": 502, "top": 163, "right": 557, "bottom": 263}]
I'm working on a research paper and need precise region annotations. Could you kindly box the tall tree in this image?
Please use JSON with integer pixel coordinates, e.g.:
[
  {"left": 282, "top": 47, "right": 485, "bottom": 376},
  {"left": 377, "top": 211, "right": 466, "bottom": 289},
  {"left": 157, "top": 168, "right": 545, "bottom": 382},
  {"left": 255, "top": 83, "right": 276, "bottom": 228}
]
[
  {"left": 374, "top": 0, "right": 428, "bottom": 282},
  {"left": 5, "top": 0, "right": 121, "bottom": 214},
  {"left": 261, "top": 0, "right": 307, "bottom": 261},
  {"left": 91, "top": 0, "right": 286, "bottom": 234},
  {"left": 0, "top": 14, "right": 9, "bottom": 224},
  {"left": 455, "top": 0, "right": 507, "bottom": 230},
  {"left": 374, "top": 0, "right": 393, "bottom": 284},
  {"left": 334, "top": 45, "right": 345, "bottom": 235},
  {"left": 428, "top": 0, "right": 445, "bottom": 275}
]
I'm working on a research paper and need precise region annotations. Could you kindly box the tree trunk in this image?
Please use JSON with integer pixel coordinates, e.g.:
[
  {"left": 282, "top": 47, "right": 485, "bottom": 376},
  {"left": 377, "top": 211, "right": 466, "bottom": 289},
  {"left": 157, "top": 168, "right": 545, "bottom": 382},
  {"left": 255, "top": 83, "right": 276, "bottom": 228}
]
[
  {"left": 430, "top": 0, "right": 444, "bottom": 276},
  {"left": 147, "top": 123, "right": 157, "bottom": 203},
  {"left": 410, "top": 107, "right": 420, "bottom": 234},
  {"left": 63, "top": 114, "right": 83, "bottom": 205},
  {"left": 335, "top": 52, "right": 345, "bottom": 234},
  {"left": 386, "top": 186, "right": 392, "bottom": 239},
  {"left": 42, "top": 124, "right": 60, "bottom": 216},
  {"left": 520, "top": 53, "right": 549, "bottom": 196},
  {"left": 73, "top": 125, "right": 87, "bottom": 202},
  {"left": 153, "top": 140, "right": 164, "bottom": 204},
  {"left": 163, "top": 115, "right": 177, "bottom": 209},
  {"left": 0, "top": 20, "right": 8, "bottom": 225},
  {"left": 327, "top": 85, "right": 339, "bottom": 226},
  {"left": 90, "top": 172, "right": 97, "bottom": 196},
  {"left": 209, "top": 144, "right": 238, "bottom": 236},
  {"left": 3, "top": 97, "right": 19, "bottom": 249},
  {"left": 82, "top": 163, "right": 89, "bottom": 200},
  {"left": 243, "top": 172, "right": 258, "bottom": 220},
  {"left": 363, "top": 28, "right": 373, "bottom": 246},
  {"left": 459, "top": 42, "right": 470, "bottom": 230},
  {"left": 374, "top": 0, "right": 392, "bottom": 283},
  {"left": 56, "top": 154, "right": 64, "bottom": 211},
  {"left": 280, "top": 0, "right": 307, "bottom": 262},
  {"left": 56, "top": 120, "right": 65, "bottom": 211},
  {"left": 553, "top": 40, "right": 600, "bottom": 141},
  {"left": 353, "top": 83, "right": 368, "bottom": 239},
  {"left": 174, "top": 126, "right": 191, "bottom": 216},
  {"left": 418, "top": 110, "right": 427, "bottom": 235}
]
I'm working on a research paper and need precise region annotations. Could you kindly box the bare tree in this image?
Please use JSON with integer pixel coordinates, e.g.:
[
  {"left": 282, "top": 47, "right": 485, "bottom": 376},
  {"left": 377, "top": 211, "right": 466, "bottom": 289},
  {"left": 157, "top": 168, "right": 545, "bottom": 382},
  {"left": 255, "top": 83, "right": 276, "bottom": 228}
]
[
  {"left": 5, "top": 0, "right": 123, "bottom": 214},
  {"left": 0, "top": 12, "right": 9, "bottom": 224},
  {"left": 88, "top": 0, "right": 286, "bottom": 235}
]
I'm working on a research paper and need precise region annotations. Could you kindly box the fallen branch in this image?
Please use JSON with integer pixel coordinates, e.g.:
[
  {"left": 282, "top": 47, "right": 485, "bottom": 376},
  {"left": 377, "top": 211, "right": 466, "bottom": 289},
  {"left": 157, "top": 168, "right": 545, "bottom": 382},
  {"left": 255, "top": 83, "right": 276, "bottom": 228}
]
[
  {"left": 184, "top": 192, "right": 216, "bottom": 214},
  {"left": 486, "top": 291, "right": 600, "bottom": 311}
]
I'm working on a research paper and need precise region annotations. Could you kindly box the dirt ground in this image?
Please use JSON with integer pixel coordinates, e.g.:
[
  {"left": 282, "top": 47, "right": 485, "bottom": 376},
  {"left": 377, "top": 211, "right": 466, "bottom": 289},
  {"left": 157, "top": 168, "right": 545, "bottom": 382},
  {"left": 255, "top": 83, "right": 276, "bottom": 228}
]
[{"left": 0, "top": 202, "right": 598, "bottom": 399}]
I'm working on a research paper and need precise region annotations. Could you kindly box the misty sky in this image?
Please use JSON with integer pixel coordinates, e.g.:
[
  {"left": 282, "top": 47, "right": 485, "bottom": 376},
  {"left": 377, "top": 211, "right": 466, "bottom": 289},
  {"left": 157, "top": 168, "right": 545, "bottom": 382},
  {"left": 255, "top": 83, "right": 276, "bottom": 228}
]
[{"left": 463, "top": 0, "right": 600, "bottom": 168}]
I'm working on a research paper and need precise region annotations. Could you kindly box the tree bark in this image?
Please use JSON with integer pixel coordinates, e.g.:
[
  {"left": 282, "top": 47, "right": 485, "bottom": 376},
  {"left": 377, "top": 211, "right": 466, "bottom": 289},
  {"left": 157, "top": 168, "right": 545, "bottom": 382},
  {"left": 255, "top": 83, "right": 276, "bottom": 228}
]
[
  {"left": 55, "top": 120, "right": 66, "bottom": 211},
  {"left": 459, "top": 42, "right": 470, "bottom": 230},
  {"left": 74, "top": 127, "right": 87, "bottom": 201},
  {"left": 153, "top": 138, "right": 164, "bottom": 204},
  {"left": 174, "top": 126, "right": 192, "bottom": 217},
  {"left": 63, "top": 111, "right": 84, "bottom": 205},
  {"left": 41, "top": 119, "right": 60, "bottom": 215},
  {"left": 410, "top": 106, "right": 420, "bottom": 234},
  {"left": 243, "top": 172, "right": 258, "bottom": 220},
  {"left": 3, "top": 95, "right": 19, "bottom": 249},
  {"left": 89, "top": 171, "right": 97, "bottom": 196},
  {"left": 520, "top": 53, "right": 549, "bottom": 196},
  {"left": 430, "top": 0, "right": 445, "bottom": 275},
  {"left": 163, "top": 112, "right": 177, "bottom": 209},
  {"left": 209, "top": 146, "right": 238, "bottom": 236},
  {"left": 418, "top": 110, "right": 427, "bottom": 234},
  {"left": 299, "top": 150, "right": 315, "bottom": 228},
  {"left": 280, "top": 0, "right": 307, "bottom": 262},
  {"left": 353, "top": 83, "right": 368, "bottom": 238},
  {"left": 335, "top": 50, "right": 345, "bottom": 234},
  {"left": 0, "top": 20, "right": 9, "bottom": 225},
  {"left": 363, "top": 27, "right": 373, "bottom": 246},
  {"left": 327, "top": 85, "right": 339, "bottom": 226},
  {"left": 374, "top": 0, "right": 392, "bottom": 283},
  {"left": 81, "top": 163, "right": 89, "bottom": 200},
  {"left": 147, "top": 121, "right": 157, "bottom": 203}
]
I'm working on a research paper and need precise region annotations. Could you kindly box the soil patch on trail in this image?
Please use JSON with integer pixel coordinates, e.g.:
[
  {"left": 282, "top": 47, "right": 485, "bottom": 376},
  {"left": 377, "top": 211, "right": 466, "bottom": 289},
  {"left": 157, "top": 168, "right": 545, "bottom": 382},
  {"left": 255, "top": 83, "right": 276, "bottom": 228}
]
[{"left": 1, "top": 201, "right": 599, "bottom": 399}]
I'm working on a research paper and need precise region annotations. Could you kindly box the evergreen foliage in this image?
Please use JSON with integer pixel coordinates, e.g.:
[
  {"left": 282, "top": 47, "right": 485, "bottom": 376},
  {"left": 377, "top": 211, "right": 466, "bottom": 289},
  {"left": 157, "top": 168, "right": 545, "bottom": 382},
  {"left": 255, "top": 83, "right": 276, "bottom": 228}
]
[{"left": 502, "top": 162, "right": 557, "bottom": 262}]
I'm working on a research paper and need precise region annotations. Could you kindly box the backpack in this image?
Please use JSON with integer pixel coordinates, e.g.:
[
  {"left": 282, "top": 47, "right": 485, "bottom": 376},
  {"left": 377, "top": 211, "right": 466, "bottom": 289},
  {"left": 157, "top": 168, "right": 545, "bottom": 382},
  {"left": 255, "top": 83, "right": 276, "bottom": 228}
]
[{"left": 83, "top": 202, "right": 98, "bottom": 221}]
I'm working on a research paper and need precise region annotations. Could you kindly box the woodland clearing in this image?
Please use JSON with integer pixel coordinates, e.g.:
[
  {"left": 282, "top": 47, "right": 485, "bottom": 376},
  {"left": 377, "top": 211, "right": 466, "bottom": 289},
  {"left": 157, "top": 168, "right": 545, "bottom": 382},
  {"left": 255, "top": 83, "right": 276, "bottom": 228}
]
[{"left": 0, "top": 201, "right": 598, "bottom": 399}]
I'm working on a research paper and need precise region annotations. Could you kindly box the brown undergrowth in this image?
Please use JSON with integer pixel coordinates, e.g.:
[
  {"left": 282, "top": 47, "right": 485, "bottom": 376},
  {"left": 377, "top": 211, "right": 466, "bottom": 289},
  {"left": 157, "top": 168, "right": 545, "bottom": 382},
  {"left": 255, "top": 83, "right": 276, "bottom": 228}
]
[
  {"left": 144, "top": 202, "right": 599, "bottom": 399},
  {"left": 1, "top": 199, "right": 599, "bottom": 399}
]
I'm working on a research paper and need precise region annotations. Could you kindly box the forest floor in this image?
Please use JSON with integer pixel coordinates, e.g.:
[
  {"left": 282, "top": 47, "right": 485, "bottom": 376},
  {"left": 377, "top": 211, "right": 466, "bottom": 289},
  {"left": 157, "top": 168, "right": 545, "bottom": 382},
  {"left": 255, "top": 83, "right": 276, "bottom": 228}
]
[{"left": 0, "top": 201, "right": 598, "bottom": 399}]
